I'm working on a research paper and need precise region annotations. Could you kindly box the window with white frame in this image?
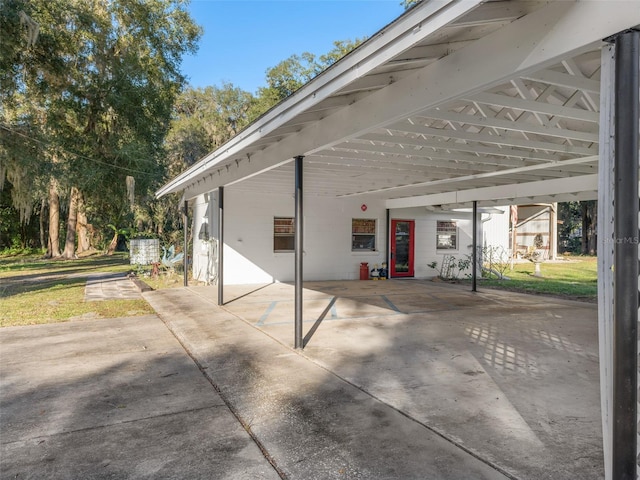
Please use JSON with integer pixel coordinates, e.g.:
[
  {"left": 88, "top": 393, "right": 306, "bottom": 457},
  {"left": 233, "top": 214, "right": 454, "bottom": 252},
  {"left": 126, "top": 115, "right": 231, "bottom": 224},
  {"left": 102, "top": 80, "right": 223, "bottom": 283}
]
[
  {"left": 352, "top": 219, "right": 376, "bottom": 251},
  {"left": 436, "top": 221, "right": 457, "bottom": 250},
  {"left": 274, "top": 217, "right": 295, "bottom": 252}
]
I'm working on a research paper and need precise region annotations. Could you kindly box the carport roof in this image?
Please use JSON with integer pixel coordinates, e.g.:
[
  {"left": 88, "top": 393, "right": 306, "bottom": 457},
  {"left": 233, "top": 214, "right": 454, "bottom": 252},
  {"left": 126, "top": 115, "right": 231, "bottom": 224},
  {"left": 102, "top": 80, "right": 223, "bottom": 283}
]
[{"left": 157, "top": 0, "right": 640, "bottom": 208}]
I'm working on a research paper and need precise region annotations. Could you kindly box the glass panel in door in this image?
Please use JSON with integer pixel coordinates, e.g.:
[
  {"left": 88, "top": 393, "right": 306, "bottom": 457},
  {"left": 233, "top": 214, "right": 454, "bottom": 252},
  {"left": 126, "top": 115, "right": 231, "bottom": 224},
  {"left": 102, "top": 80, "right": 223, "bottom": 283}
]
[{"left": 391, "top": 219, "right": 414, "bottom": 277}]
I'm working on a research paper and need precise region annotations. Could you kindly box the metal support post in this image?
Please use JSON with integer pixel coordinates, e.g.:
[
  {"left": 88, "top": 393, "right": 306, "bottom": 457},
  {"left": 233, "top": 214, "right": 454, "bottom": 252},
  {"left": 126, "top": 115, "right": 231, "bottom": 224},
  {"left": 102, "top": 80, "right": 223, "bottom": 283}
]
[
  {"left": 472, "top": 201, "right": 477, "bottom": 292},
  {"left": 549, "top": 203, "right": 558, "bottom": 261},
  {"left": 217, "top": 186, "right": 224, "bottom": 306},
  {"left": 294, "top": 156, "right": 304, "bottom": 349},
  {"left": 386, "top": 209, "right": 391, "bottom": 272},
  {"left": 183, "top": 200, "right": 188, "bottom": 287},
  {"left": 612, "top": 28, "right": 639, "bottom": 480}
]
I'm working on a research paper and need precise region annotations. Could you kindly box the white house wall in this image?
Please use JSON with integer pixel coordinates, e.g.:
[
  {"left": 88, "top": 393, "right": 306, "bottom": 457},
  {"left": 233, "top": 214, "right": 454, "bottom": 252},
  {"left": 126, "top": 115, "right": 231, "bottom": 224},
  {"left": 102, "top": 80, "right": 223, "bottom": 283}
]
[
  {"left": 191, "top": 189, "right": 483, "bottom": 284},
  {"left": 515, "top": 205, "right": 551, "bottom": 252},
  {"left": 193, "top": 188, "right": 388, "bottom": 285},
  {"left": 388, "top": 207, "right": 475, "bottom": 279},
  {"left": 481, "top": 208, "right": 509, "bottom": 251}
]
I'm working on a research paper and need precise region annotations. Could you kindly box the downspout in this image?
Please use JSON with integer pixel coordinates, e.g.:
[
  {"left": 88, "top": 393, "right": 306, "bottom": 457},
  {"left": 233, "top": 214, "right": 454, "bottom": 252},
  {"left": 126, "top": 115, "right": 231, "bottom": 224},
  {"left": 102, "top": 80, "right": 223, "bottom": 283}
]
[{"left": 183, "top": 199, "right": 188, "bottom": 287}]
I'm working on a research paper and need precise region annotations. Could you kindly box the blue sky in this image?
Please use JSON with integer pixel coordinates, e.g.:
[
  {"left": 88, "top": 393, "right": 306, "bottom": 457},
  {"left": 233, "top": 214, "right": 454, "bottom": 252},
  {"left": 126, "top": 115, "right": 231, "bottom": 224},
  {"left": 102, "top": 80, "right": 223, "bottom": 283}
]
[{"left": 181, "top": 0, "right": 406, "bottom": 94}]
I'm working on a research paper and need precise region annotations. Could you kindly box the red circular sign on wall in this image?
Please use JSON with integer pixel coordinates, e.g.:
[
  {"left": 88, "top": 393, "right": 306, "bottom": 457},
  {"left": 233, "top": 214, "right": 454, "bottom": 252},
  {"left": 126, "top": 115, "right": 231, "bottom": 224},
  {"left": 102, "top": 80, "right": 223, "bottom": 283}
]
[{"left": 361, "top": 204, "right": 367, "bottom": 211}]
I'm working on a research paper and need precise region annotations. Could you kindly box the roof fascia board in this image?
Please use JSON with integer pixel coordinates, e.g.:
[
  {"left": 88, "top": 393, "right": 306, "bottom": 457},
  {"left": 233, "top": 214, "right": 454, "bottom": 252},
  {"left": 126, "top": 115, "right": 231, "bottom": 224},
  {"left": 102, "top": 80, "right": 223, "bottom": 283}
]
[
  {"left": 176, "top": 1, "right": 639, "bottom": 200},
  {"left": 181, "top": 157, "right": 292, "bottom": 201},
  {"left": 385, "top": 174, "right": 599, "bottom": 208},
  {"left": 157, "top": 0, "right": 484, "bottom": 198}
]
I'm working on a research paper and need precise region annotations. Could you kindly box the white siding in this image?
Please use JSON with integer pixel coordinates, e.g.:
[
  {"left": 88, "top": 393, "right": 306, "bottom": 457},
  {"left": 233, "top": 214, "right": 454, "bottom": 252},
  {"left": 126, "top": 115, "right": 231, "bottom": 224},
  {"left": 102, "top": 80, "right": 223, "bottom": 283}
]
[
  {"left": 191, "top": 190, "right": 490, "bottom": 284},
  {"left": 194, "top": 188, "right": 387, "bottom": 285},
  {"left": 389, "top": 208, "right": 475, "bottom": 278},
  {"left": 482, "top": 207, "right": 510, "bottom": 251}
]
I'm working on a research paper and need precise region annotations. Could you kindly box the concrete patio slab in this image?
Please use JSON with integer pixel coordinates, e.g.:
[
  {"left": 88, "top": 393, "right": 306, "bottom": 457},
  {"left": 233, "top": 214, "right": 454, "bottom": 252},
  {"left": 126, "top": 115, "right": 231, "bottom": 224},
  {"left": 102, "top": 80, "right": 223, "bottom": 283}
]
[
  {"left": 188, "top": 279, "right": 603, "bottom": 479},
  {"left": 145, "top": 287, "right": 510, "bottom": 479}
]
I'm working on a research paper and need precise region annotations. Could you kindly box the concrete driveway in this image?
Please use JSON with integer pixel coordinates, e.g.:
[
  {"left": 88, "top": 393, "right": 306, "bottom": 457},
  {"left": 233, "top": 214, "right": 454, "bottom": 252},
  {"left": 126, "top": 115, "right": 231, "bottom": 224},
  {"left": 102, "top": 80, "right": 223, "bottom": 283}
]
[
  {"left": 1, "top": 279, "right": 601, "bottom": 479},
  {"left": 0, "top": 315, "right": 279, "bottom": 480}
]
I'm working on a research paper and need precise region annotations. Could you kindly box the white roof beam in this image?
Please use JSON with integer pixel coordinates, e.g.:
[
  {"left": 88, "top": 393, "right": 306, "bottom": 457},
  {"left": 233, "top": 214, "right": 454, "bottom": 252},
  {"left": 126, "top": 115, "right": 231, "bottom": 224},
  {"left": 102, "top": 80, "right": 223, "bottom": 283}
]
[
  {"left": 392, "top": 122, "right": 597, "bottom": 155},
  {"left": 342, "top": 156, "right": 596, "bottom": 197},
  {"left": 448, "top": 0, "right": 533, "bottom": 27},
  {"left": 312, "top": 151, "right": 524, "bottom": 174},
  {"left": 417, "top": 110, "right": 598, "bottom": 142},
  {"left": 358, "top": 132, "right": 567, "bottom": 162},
  {"left": 385, "top": 174, "right": 598, "bottom": 208},
  {"left": 328, "top": 145, "right": 597, "bottom": 176},
  {"left": 329, "top": 142, "right": 533, "bottom": 167},
  {"left": 387, "top": 40, "right": 473, "bottom": 64},
  {"left": 303, "top": 92, "right": 370, "bottom": 113},
  {"left": 335, "top": 72, "right": 398, "bottom": 95},
  {"left": 510, "top": 78, "right": 550, "bottom": 127},
  {"left": 468, "top": 91, "right": 599, "bottom": 123},
  {"left": 561, "top": 58, "right": 600, "bottom": 111},
  {"left": 521, "top": 69, "right": 601, "bottom": 94}
]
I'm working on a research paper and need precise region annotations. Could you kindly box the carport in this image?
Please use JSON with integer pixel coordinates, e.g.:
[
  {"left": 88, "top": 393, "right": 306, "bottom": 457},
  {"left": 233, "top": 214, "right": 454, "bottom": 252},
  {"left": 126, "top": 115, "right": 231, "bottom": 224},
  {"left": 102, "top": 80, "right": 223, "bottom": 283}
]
[{"left": 157, "top": 2, "right": 640, "bottom": 478}]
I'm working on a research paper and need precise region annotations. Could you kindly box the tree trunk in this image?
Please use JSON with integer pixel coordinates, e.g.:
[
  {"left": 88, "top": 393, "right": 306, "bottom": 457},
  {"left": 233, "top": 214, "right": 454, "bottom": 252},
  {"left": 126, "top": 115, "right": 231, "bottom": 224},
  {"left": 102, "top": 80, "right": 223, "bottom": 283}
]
[
  {"left": 20, "top": 223, "right": 26, "bottom": 248},
  {"left": 581, "top": 202, "right": 588, "bottom": 255},
  {"left": 106, "top": 230, "right": 119, "bottom": 255},
  {"left": 46, "top": 179, "right": 61, "bottom": 258},
  {"left": 61, "top": 186, "right": 79, "bottom": 259},
  {"left": 588, "top": 201, "right": 597, "bottom": 255},
  {"left": 76, "top": 191, "right": 91, "bottom": 255},
  {"left": 580, "top": 201, "right": 597, "bottom": 255},
  {"left": 39, "top": 198, "right": 46, "bottom": 250}
]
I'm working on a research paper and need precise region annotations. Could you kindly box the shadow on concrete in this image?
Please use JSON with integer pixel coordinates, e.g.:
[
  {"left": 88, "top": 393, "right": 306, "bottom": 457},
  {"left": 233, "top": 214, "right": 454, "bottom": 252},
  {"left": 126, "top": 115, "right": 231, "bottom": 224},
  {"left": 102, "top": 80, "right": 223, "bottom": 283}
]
[
  {"left": 0, "top": 315, "right": 280, "bottom": 479},
  {"left": 146, "top": 287, "right": 512, "bottom": 480},
  {"left": 2, "top": 281, "right": 603, "bottom": 480},
  {"left": 211, "top": 280, "right": 604, "bottom": 480}
]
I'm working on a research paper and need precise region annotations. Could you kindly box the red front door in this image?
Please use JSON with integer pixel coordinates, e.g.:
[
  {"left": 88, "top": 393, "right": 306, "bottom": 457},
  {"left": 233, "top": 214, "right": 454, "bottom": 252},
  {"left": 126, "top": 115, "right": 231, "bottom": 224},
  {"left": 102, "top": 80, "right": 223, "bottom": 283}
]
[{"left": 391, "top": 219, "right": 414, "bottom": 277}]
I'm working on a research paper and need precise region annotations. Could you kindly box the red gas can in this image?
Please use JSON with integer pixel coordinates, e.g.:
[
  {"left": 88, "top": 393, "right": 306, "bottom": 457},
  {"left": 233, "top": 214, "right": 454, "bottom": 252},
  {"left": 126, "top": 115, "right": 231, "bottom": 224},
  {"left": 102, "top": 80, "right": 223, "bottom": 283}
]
[{"left": 359, "top": 262, "right": 369, "bottom": 280}]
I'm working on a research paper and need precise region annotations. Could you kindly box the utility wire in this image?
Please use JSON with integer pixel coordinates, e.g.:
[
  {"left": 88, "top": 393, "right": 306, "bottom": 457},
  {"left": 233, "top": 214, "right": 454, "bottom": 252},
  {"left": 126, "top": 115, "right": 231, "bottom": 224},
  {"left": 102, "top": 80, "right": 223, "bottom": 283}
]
[{"left": 0, "top": 124, "right": 159, "bottom": 177}]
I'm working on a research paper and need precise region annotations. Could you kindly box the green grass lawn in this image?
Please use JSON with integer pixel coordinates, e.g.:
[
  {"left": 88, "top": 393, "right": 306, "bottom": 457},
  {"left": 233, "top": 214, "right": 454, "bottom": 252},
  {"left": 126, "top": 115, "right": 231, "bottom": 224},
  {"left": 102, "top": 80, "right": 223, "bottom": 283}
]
[
  {"left": 1, "top": 251, "right": 598, "bottom": 327},
  {"left": 479, "top": 256, "right": 597, "bottom": 301},
  {"left": 0, "top": 252, "right": 132, "bottom": 279},
  {"left": 0, "top": 253, "right": 155, "bottom": 327}
]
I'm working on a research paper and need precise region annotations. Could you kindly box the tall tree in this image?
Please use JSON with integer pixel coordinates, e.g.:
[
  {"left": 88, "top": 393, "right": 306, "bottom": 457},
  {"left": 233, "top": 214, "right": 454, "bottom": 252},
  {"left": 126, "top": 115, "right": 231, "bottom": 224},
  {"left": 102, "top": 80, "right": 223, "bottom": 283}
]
[
  {"left": 144, "top": 84, "right": 254, "bottom": 241},
  {"left": 401, "top": 0, "right": 422, "bottom": 9},
  {"left": 557, "top": 200, "right": 597, "bottom": 255},
  {"left": 250, "top": 39, "right": 364, "bottom": 118},
  {"left": 581, "top": 200, "right": 597, "bottom": 255},
  {"left": 46, "top": 178, "right": 61, "bottom": 257},
  {"left": 1, "top": 0, "right": 201, "bottom": 256}
]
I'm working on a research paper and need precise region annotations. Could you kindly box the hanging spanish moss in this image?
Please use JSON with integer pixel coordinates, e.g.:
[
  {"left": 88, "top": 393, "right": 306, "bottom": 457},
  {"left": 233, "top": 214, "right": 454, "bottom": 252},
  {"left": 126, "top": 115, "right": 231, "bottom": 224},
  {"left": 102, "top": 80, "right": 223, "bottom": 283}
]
[
  {"left": 6, "top": 167, "right": 34, "bottom": 224},
  {"left": 0, "top": 163, "right": 6, "bottom": 189}
]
